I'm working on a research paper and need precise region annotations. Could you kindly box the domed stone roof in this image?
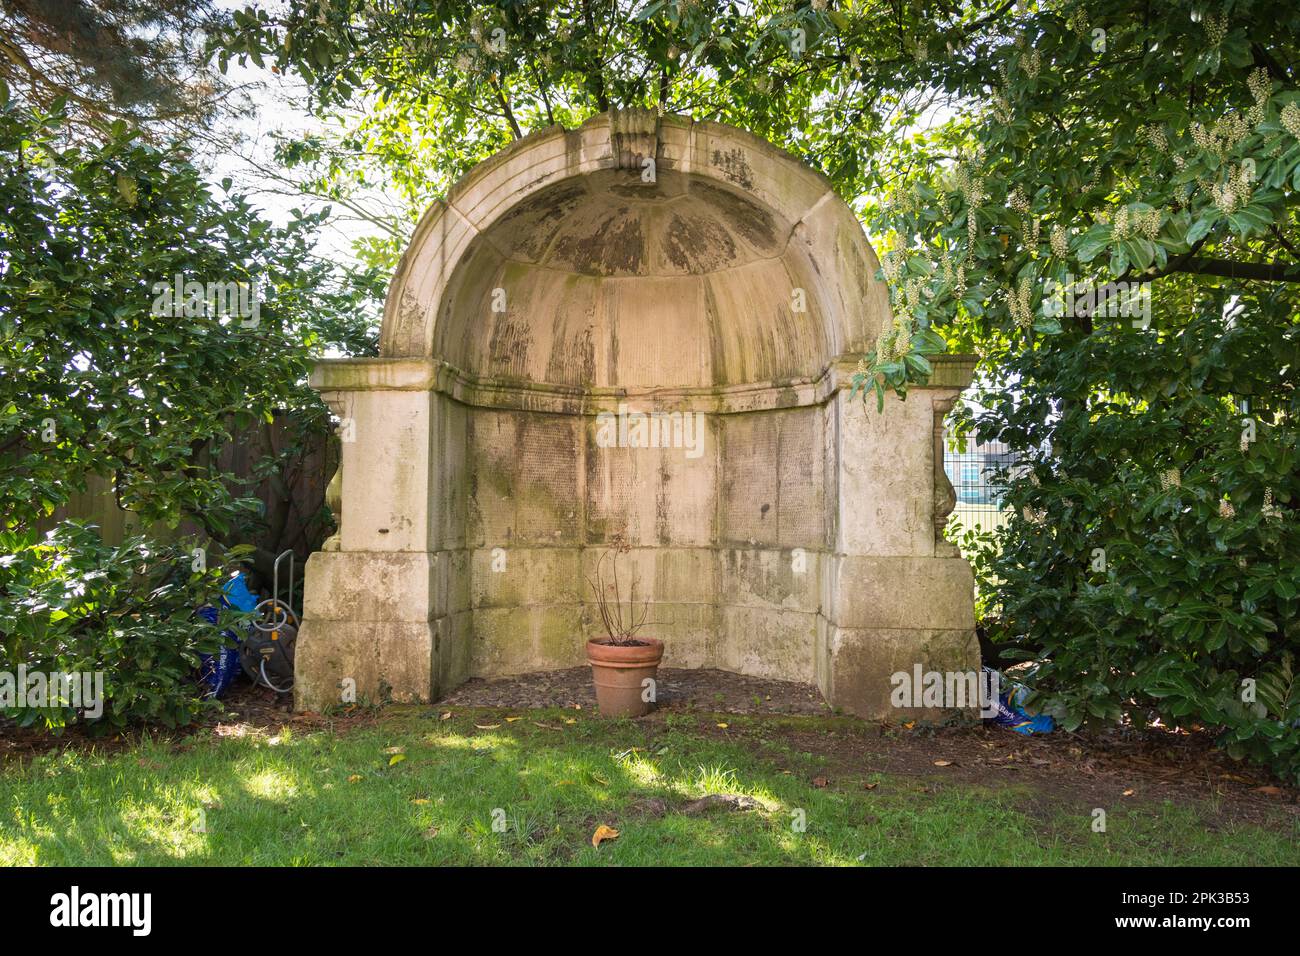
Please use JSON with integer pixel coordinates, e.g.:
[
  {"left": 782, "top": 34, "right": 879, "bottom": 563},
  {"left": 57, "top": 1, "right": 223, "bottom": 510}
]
[
  {"left": 379, "top": 112, "right": 893, "bottom": 392},
  {"left": 480, "top": 169, "right": 785, "bottom": 276}
]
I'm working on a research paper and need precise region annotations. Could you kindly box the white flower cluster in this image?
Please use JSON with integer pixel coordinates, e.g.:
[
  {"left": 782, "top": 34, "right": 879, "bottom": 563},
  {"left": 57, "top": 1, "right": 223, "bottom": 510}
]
[
  {"left": 1282, "top": 103, "right": 1300, "bottom": 141},
  {"left": 879, "top": 248, "right": 905, "bottom": 285},
  {"left": 1159, "top": 467, "right": 1181, "bottom": 490},
  {"left": 1246, "top": 67, "right": 1271, "bottom": 126},
  {"left": 1138, "top": 208, "right": 1162, "bottom": 240},
  {"left": 1111, "top": 206, "right": 1130, "bottom": 238},
  {"left": 940, "top": 255, "right": 967, "bottom": 298},
  {"left": 1141, "top": 125, "right": 1168, "bottom": 153},
  {"left": 1262, "top": 488, "right": 1282, "bottom": 520},
  {"left": 1008, "top": 279, "right": 1034, "bottom": 330},
  {"left": 992, "top": 90, "right": 1015, "bottom": 125},
  {"left": 1210, "top": 162, "right": 1255, "bottom": 215},
  {"left": 875, "top": 248, "right": 931, "bottom": 362},
  {"left": 1020, "top": 48, "right": 1042, "bottom": 79},
  {"left": 1108, "top": 205, "right": 1161, "bottom": 241},
  {"left": 951, "top": 165, "right": 987, "bottom": 260},
  {"left": 1008, "top": 187, "right": 1039, "bottom": 246},
  {"left": 1190, "top": 113, "right": 1250, "bottom": 158},
  {"left": 1050, "top": 223, "right": 1070, "bottom": 259},
  {"left": 875, "top": 313, "right": 914, "bottom": 363},
  {"left": 956, "top": 164, "right": 982, "bottom": 205},
  {"left": 1202, "top": 12, "right": 1229, "bottom": 46}
]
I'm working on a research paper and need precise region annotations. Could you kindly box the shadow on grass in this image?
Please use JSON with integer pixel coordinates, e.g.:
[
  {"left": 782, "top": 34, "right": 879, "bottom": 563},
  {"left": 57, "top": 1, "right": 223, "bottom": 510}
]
[{"left": 1, "top": 711, "right": 1297, "bottom": 866}]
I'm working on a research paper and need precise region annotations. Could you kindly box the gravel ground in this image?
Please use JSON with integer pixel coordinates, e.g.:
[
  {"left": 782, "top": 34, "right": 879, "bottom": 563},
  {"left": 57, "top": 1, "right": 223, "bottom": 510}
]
[{"left": 438, "top": 666, "right": 831, "bottom": 715}]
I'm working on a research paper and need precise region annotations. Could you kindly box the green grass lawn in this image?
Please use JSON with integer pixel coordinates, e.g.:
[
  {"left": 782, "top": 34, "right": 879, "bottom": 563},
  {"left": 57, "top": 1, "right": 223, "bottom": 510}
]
[{"left": 2, "top": 708, "right": 1296, "bottom": 866}]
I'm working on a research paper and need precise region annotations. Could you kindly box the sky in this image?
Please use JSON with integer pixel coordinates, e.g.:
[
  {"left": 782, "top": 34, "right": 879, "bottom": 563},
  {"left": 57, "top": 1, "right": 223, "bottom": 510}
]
[{"left": 204, "top": 1, "right": 395, "bottom": 264}]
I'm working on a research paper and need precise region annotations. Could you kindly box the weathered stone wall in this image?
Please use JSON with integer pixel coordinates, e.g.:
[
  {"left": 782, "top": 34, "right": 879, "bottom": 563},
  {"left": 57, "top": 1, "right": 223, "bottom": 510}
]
[{"left": 457, "top": 401, "right": 826, "bottom": 681}]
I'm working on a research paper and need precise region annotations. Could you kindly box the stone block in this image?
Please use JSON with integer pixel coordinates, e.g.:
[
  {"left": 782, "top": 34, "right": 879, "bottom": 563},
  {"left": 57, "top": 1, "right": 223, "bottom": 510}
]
[
  {"left": 470, "top": 546, "right": 583, "bottom": 608},
  {"left": 717, "top": 605, "right": 817, "bottom": 681},
  {"left": 818, "top": 625, "right": 980, "bottom": 719},
  {"left": 824, "top": 554, "right": 974, "bottom": 630},
  {"left": 294, "top": 620, "right": 435, "bottom": 711}
]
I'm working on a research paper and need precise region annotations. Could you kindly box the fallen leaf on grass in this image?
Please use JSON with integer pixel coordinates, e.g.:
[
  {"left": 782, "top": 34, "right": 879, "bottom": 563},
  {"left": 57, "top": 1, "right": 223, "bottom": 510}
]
[
  {"left": 347, "top": 774, "right": 363, "bottom": 783},
  {"left": 474, "top": 723, "right": 501, "bottom": 730},
  {"left": 933, "top": 760, "right": 953, "bottom": 767},
  {"left": 388, "top": 754, "right": 406, "bottom": 766},
  {"left": 812, "top": 776, "right": 830, "bottom": 788},
  {"left": 1253, "top": 785, "right": 1283, "bottom": 796},
  {"left": 422, "top": 827, "right": 440, "bottom": 840},
  {"left": 1122, "top": 789, "right": 1135, "bottom": 797},
  {"left": 532, "top": 722, "right": 561, "bottom": 730},
  {"left": 863, "top": 782, "right": 879, "bottom": 791},
  {"left": 411, "top": 798, "right": 429, "bottom": 805},
  {"left": 505, "top": 717, "right": 522, "bottom": 722},
  {"left": 439, "top": 712, "right": 452, "bottom": 720},
  {"left": 564, "top": 718, "right": 577, "bottom": 725},
  {"left": 384, "top": 746, "right": 406, "bottom": 755},
  {"left": 591, "top": 825, "right": 620, "bottom": 847},
  {"left": 716, "top": 722, "right": 729, "bottom": 729}
]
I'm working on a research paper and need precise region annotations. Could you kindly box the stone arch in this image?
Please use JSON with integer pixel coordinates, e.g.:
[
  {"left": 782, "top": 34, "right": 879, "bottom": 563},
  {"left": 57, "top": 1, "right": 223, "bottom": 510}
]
[
  {"left": 295, "top": 111, "right": 978, "bottom": 717},
  {"left": 380, "top": 112, "right": 885, "bottom": 365}
]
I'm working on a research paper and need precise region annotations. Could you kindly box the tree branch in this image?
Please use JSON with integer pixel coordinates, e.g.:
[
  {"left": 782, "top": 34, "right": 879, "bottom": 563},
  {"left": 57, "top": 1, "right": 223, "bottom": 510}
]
[{"left": 1154, "top": 256, "right": 1300, "bottom": 283}]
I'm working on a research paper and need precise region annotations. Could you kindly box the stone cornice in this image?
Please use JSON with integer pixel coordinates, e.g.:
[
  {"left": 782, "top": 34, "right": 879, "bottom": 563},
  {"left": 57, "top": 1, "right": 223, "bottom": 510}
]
[{"left": 311, "top": 353, "right": 976, "bottom": 415}]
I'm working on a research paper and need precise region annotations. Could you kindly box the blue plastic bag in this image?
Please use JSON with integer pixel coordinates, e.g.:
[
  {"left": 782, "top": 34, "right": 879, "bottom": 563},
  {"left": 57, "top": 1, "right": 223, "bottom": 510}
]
[
  {"left": 984, "top": 666, "right": 1055, "bottom": 735},
  {"left": 197, "top": 572, "right": 259, "bottom": 698}
]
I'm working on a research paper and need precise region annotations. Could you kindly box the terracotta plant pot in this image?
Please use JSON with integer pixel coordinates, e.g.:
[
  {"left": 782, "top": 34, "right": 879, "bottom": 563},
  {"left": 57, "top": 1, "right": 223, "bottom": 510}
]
[{"left": 586, "top": 637, "right": 664, "bottom": 717}]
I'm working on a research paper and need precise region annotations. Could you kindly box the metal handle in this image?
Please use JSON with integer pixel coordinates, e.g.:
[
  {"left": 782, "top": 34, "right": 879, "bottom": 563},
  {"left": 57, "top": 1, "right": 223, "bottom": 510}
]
[{"left": 252, "top": 549, "right": 296, "bottom": 633}]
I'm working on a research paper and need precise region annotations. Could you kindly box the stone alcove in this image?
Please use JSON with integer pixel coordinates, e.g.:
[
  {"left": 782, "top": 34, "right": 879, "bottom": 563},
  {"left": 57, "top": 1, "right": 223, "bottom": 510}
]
[{"left": 294, "top": 111, "right": 977, "bottom": 717}]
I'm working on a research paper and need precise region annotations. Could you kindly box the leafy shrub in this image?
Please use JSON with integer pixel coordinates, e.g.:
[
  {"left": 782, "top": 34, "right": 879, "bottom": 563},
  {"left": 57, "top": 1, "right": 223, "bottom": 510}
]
[
  {"left": 0, "top": 91, "right": 378, "bottom": 566},
  {"left": 958, "top": 302, "right": 1300, "bottom": 784},
  {"left": 0, "top": 522, "right": 240, "bottom": 731},
  {"left": 845, "top": 1, "right": 1300, "bottom": 785}
]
